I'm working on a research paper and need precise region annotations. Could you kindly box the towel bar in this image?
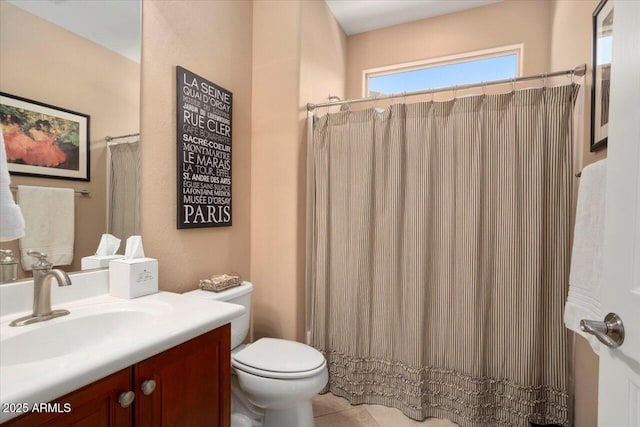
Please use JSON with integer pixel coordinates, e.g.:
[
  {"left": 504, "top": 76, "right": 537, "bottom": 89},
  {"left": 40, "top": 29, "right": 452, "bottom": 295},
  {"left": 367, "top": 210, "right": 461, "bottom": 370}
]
[{"left": 9, "top": 186, "right": 90, "bottom": 196}]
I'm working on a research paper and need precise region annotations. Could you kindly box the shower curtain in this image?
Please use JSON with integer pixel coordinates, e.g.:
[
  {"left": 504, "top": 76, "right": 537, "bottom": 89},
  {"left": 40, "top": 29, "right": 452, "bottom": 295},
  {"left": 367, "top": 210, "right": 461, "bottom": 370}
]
[
  {"left": 309, "top": 84, "right": 578, "bottom": 427},
  {"left": 108, "top": 140, "right": 140, "bottom": 240}
]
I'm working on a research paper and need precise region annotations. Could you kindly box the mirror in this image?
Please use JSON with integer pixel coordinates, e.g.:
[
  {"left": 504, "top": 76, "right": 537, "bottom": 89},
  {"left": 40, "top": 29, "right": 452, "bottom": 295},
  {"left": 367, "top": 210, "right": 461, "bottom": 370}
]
[{"left": 0, "top": 0, "right": 141, "bottom": 280}]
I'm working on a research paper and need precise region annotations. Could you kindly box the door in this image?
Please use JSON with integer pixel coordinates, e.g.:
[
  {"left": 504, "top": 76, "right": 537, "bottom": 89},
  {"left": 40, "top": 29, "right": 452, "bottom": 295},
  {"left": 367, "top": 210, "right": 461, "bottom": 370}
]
[{"left": 598, "top": 0, "right": 640, "bottom": 425}]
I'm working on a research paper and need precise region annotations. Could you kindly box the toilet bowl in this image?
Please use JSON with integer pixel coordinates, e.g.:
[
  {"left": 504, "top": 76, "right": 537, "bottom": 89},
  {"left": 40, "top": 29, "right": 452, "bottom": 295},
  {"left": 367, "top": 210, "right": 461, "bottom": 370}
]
[
  {"left": 184, "top": 283, "right": 328, "bottom": 427},
  {"left": 233, "top": 338, "right": 328, "bottom": 427}
]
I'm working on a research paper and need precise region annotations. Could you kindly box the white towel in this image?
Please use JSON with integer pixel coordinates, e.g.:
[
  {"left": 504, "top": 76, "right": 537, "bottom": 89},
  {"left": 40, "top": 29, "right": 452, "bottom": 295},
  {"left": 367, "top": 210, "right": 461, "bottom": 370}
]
[
  {"left": 17, "top": 186, "right": 74, "bottom": 270},
  {"left": 0, "top": 131, "right": 25, "bottom": 241},
  {"left": 564, "top": 159, "right": 607, "bottom": 354}
]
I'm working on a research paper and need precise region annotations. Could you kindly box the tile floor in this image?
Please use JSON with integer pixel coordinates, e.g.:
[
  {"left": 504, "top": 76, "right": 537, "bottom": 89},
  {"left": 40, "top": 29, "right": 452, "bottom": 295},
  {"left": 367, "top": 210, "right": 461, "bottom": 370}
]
[{"left": 312, "top": 393, "right": 459, "bottom": 427}]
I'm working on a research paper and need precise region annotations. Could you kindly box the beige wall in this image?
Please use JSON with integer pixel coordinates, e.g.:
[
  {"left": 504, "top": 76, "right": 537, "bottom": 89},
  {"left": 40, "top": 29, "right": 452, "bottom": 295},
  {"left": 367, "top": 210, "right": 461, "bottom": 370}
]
[
  {"left": 0, "top": 1, "right": 139, "bottom": 276},
  {"left": 251, "top": 0, "right": 302, "bottom": 341},
  {"left": 549, "top": 2, "right": 604, "bottom": 426},
  {"left": 139, "top": 0, "right": 345, "bottom": 341},
  {"left": 346, "top": 0, "right": 552, "bottom": 101},
  {"left": 549, "top": 0, "right": 607, "bottom": 171},
  {"left": 140, "top": 0, "right": 252, "bottom": 293},
  {"left": 251, "top": 0, "right": 346, "bottom": 341}
]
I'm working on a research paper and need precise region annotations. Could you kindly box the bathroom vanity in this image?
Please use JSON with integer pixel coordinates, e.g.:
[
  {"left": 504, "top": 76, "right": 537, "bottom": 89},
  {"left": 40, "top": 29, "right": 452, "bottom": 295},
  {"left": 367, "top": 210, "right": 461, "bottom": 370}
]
[
  {"left": 0, "top": 270, "right": 243, "bottom": 426},
  {"left": 1, "top": 325, "right": 230, "bottom": 427}
]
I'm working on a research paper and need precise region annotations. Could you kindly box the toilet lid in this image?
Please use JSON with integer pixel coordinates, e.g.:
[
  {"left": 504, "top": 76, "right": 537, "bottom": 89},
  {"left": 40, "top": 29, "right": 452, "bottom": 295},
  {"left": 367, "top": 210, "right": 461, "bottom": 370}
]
[{"left": 232, "top": 338, "right": 326, "bottom": 375}]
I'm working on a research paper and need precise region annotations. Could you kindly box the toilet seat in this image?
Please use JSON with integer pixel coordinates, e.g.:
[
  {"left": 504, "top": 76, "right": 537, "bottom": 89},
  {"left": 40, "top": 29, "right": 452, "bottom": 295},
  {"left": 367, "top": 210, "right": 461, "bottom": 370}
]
[
  {"left": 232, "top": 338, "right": 326, "bottom": 380},
  {"left": 232, "top": 358, "right": 327, "bottom": 379}
]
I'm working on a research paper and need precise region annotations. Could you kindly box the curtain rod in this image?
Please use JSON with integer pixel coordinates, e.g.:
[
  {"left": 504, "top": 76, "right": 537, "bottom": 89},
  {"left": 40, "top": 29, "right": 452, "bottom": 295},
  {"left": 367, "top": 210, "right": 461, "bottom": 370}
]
[
  {"left": 307, "top": 64, "right": 587, "bottom": 111},
  {"left": 10, "top": 186, "right": 90, "bottom": 195},
  {"left": 106, "top": 132, "right": 140, "bottom": 142}
]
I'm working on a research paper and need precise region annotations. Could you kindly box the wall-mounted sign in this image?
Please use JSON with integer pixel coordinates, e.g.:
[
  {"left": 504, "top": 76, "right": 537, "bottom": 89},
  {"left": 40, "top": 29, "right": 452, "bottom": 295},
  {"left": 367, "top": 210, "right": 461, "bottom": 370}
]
[{"left": 176, "top": 66, "right": 232, "bottom": 228}]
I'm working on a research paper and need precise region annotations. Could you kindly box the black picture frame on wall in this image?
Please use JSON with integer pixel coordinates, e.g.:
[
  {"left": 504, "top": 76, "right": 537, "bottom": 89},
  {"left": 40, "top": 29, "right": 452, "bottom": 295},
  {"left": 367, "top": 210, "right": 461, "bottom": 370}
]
[
  {"left": 590, "top": 0, "right": 613, "bottom": 152},
  {"left": 0, "top": 92, "right": 90, "bottom": 181},
  {"left": 176, "top": 66, "right": 233, "bottom": 229}
]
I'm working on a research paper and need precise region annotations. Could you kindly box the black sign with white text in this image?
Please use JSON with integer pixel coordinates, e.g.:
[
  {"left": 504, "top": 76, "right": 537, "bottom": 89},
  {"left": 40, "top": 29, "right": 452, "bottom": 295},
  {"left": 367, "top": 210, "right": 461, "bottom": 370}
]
[{"left": 176, "top": 66, "right": 232, "bottom": 228}]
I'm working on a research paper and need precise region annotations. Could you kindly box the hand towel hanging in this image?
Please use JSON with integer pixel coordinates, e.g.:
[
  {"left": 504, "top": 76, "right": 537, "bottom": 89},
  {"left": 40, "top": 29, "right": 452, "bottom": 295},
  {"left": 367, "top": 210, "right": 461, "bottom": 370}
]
[
  {"left": 564, "top": 159, "right": 607, "bottom": 354},
  {"left": 17, "top": 186, "right": 74, "bottom": 270}
]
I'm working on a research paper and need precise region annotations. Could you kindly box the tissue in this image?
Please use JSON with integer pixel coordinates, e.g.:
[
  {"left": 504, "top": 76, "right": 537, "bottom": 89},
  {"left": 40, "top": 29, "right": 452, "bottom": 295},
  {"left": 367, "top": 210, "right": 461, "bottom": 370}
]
[
  {"left": 124, "top": 235, "right": 145, "bottom": 259},
  {"left": 96, "top": 234, "right": 121, "bottom": 256},
  {"left": 80, "top": 234, "right": 124, "bottom": 269},
  {"left": 110, "top": 235, "right": 157, "bottom": 299}
]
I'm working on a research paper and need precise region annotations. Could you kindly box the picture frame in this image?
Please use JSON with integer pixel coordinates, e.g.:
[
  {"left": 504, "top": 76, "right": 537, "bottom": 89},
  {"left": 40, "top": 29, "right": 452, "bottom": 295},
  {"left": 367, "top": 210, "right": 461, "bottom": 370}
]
[
  {"left": 0, "top": 92, "right": 90, "bottom": 181},
  {"left": 590, "top": 0, "right": 613, "bottom": 152}
]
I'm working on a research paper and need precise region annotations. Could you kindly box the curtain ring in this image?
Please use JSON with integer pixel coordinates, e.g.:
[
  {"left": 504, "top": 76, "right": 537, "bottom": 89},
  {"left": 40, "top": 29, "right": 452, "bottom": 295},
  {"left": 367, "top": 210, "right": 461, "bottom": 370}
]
[
  {"left": 373, "top": 93, "right": 378, "bottom": 110},
  {"left": 403, "top": 91, "right": 407, "bottom": 105},
  {"left": 543, "top": 72, "right": 548, "bottom": 88},
  {"left": 453, "top": 85, "right": 458, "bottom": 100},
  {"left": 511, "top": 78, "right": 516, "bottom": 93},
  {"left": 481, "top": 81, "right": 486, "bottom": 97}
]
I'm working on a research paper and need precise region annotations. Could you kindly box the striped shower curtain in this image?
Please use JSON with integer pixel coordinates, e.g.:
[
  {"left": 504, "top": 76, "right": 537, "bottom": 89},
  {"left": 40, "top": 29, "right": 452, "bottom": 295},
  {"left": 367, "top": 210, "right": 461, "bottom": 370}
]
[
  {"left": 108, "top": 140, "right": 140, "bottom": 241},
  {"left": 309, "top": 84, "right": 578, "bottom": 426}
]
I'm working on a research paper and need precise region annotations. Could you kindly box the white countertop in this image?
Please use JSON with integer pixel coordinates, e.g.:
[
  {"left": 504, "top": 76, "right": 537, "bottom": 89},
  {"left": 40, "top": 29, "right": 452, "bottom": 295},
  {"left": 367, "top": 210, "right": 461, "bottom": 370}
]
[{"left": 0, "top": 273, "right": 244, "bottom": 423}]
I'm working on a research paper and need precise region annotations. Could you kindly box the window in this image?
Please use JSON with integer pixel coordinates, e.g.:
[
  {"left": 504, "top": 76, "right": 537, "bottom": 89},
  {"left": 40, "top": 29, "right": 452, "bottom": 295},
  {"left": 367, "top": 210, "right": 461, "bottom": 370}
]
[{"left": 365, "top": 45, "right": 521, "bottom": 96}]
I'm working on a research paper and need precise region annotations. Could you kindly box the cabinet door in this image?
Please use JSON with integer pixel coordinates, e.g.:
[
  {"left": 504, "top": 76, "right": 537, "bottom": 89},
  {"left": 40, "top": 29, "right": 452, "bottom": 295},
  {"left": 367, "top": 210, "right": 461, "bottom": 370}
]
[
  {"left": 1, "top": 368, "right": 132, "bottom": 427},
  {"left": 134, "top": 324, "right": 231, "bottom": 427}
]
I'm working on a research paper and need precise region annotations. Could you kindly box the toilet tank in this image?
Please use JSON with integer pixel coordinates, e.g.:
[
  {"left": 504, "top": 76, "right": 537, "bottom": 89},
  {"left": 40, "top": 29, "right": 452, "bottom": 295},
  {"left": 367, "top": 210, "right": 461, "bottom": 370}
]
[{"left": 183, "top": 282, "right": 253, "bottom": 349}]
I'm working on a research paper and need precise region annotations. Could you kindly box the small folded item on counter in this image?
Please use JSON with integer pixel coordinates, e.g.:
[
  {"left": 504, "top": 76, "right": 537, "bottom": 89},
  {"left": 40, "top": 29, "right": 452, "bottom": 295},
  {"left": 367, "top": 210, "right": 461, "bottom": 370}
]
[{"left": 199, "top": 273, "right": 242, "bottom": 292}]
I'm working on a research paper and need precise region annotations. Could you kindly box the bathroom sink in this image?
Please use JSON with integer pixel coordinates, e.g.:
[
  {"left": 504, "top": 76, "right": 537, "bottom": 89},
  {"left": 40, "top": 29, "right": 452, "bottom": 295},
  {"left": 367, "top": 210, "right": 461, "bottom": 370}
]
[
  {"left": 0, "top": 298, "right": 172, "bottom": 367},
  {"left": 1, "top": 309, "right": 162, "bottom": 366},
  {"left": 0, "top": 272, "right": 245, "bottom": 424}
]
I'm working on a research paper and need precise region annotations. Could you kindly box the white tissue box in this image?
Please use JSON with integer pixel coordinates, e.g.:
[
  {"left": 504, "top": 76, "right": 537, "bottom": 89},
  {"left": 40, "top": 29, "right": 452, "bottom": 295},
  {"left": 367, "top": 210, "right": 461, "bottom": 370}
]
[
  {"left": 81, "top": 255, "right": 125, "bottom": 270},
  {"left": 109, "top": 257, "right": 158, "bottom": 299}
]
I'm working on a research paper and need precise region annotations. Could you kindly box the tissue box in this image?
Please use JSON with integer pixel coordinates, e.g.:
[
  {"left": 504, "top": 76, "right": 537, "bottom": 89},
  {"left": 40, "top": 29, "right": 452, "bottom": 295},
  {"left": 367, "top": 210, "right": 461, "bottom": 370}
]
[
  {"left": 81, "top": 255, "right": 125, "bottom": 270},
  {"left": 109, "top": 257, "right": 158, "bottom": 299}
]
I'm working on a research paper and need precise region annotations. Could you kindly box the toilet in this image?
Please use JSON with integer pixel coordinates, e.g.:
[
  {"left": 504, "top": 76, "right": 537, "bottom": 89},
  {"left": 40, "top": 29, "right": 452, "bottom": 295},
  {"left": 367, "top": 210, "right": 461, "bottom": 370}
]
[{"left": 184, "top": 282, "right": 328, "bottom": 427}]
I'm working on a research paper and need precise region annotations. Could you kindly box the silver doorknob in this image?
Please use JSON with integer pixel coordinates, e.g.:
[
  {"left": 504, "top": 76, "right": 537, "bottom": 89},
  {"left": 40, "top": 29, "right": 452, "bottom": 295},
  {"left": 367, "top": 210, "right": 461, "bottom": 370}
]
[
  {"left": 118, "top": 391, "right": 135, "bottom": 408},
  {"left": 141, "top": 379, "right": 156, "bottom": 395},
  {"left": 580, "top": 312, "right": 625, "bottom": 348}
]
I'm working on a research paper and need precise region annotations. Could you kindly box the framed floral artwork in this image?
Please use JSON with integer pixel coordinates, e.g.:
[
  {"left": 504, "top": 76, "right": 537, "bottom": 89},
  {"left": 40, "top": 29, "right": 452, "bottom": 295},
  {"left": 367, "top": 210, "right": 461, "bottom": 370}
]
[{"left": 1, "top": 92, "right": 90, "bottom": 181}]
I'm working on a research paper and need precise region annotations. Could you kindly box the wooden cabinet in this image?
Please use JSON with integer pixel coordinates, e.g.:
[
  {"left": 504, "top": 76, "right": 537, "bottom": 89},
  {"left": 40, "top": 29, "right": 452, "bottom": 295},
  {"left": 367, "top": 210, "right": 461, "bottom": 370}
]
[
  {"left": 2, "top": 369, "right": 132, "bottom": 427},
  {"left": 1, "top": 325, "right": 231, "bottom": 427},
  {"left": 134, "top": 325, "right": 231, "bottom": 427}
]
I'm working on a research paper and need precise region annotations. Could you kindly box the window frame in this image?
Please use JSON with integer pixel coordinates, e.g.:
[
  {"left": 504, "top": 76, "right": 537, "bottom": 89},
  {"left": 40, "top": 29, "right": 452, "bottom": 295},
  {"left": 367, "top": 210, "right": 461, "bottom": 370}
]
[{"left": 362, "top": 44, "right": 523, "bottom": 97}]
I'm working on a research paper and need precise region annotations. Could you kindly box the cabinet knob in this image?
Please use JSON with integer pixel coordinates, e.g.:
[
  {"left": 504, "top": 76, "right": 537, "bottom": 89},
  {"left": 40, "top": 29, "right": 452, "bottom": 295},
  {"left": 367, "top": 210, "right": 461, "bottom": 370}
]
[
  {"left": 141, "top": 379, "right": 157, "bottom": 396},
  {"left": 118, "top": 391, "right": 135, "bottom": 408}
]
